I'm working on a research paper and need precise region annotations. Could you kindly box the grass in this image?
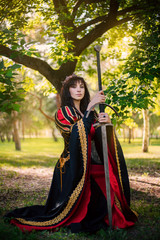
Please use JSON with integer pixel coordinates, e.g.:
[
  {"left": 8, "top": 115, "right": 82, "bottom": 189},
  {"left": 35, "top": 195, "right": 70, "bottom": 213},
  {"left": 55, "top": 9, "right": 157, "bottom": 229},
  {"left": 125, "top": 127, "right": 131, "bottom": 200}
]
[
  {"left": 0, "top": 138, "right": 64, "bottom": 168},
  {"left": 119, "top": 138, "right": 160, "bottom": 175},
  {"left": 0, "top": 137, "right": 160, "bottom": 240}
]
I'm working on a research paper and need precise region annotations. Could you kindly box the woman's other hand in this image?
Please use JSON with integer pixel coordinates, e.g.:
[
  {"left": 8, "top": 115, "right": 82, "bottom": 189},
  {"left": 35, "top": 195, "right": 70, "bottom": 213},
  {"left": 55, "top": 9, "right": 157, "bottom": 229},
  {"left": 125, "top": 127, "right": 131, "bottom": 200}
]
[
  {"left": 87, "top": 90, "right": 105, "bottom": 111},
  {"left": 98, "top": 112, "right": 111, "bottom": 124}
]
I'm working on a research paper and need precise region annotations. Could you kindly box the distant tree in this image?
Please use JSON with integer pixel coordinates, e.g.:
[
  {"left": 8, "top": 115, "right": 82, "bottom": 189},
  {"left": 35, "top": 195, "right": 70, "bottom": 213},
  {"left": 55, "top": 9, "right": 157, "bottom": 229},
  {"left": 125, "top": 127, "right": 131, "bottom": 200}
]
[
  {"left": 0, "top": 112, "right": 12, "bottom": 142},
  {"left": 0, "top": 59, "right": 26, "bottom": 150},
  {"left": 0, "top": 59, "right": 25, "bottom": 113}
]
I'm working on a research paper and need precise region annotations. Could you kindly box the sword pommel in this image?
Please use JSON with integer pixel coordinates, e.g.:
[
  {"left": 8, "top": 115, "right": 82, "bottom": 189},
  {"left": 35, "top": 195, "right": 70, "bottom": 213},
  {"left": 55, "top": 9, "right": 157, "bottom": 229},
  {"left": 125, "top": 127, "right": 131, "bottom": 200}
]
[{"left": 94, "top": 45, "right": 101, "bottom": 52}]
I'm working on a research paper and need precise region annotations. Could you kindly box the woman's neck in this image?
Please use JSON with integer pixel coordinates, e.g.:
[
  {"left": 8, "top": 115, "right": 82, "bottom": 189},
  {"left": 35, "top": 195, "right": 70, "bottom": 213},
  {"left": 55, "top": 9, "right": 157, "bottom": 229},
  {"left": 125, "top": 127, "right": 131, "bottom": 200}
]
[
  {"left": 73, "top": 100, "right": 80, "bottom": 111},
  {"left": 73, "top": 100, "right": 83, "bottom": 116}
]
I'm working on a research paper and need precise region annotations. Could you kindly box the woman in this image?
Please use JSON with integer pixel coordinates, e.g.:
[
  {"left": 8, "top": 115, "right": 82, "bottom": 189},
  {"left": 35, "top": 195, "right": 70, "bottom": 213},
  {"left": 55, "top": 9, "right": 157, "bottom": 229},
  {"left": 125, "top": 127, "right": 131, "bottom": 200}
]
[{"left": 4, "top": 74, "right": 137, "bottom": 232}]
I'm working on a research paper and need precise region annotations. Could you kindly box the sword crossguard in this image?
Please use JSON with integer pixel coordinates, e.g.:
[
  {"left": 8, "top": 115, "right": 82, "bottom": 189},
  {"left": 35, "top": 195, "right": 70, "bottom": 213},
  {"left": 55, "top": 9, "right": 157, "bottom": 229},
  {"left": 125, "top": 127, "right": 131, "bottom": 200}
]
[
  {"left": 86, "top": 102, "right": 120, "bottom": 119},
  {"left": 93, "top": 122, "right": 113, "bottom": 128}
]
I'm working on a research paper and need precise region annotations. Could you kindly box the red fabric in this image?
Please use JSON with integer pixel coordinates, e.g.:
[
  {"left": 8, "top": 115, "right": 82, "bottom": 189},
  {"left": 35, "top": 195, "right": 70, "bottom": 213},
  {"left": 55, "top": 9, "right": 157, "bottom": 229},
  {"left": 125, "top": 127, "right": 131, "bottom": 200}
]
[
  {"left": 90, "top": 159, "right": 136, "bottom": 228},
  {"left": 57, "top": 107, "right": 77, "bottom": 126}
]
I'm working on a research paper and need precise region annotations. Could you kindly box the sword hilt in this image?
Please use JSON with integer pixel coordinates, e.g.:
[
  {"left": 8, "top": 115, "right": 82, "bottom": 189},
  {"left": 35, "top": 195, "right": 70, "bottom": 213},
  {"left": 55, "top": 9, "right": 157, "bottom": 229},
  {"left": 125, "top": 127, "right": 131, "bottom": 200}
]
[{"left": 94, "top": 45, "right": 105, "bottom": 113}]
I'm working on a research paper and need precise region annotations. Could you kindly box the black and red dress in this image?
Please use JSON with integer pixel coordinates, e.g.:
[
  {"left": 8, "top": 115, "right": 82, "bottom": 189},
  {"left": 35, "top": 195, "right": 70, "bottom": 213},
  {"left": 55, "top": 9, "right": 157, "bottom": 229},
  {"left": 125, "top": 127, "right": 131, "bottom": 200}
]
[{"left": 4, "top": 106, "right": 137, "bottom": 232}]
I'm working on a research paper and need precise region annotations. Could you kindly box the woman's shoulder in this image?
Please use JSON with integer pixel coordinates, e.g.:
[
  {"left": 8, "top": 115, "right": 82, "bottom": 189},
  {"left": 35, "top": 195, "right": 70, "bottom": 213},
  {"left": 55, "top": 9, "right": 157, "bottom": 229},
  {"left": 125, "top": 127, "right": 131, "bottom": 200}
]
[
  {"left": 57, "top": 106, "right": 76, "bottom": 116},
  {"left": 55, "top": 106, "right": 79, "bottom": 126}
]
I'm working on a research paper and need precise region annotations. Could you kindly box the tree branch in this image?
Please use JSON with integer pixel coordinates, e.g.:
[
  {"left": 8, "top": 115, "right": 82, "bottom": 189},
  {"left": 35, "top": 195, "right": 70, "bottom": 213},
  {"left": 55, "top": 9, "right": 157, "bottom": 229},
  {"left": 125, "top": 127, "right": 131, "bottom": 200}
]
[
  {"left": 109, "top": 0, "right": 119, "bottom": 17},
  {"left": 117, "top": 5, "right": 143, "bottom": 16},
  {"left": 75, "top": 15, "right": 108, "bottom": 34},
  {"left": 53, "top": 0, "right": 73, "bottom": 26},
  {"left": 74, "top": 15, "right": 132, "bottom": 56},
  {"left": 52, "top": 0, "right": 76, "bottom": 41},
  {"left": 72, "top": 0, "right": 84, "bottom": 18},
  {"left": 117, "top": 0, "right": 160, "bottom": 17},
  {"left": 74, "top": 1, "right": 150, "bottom": 37},
  {"left": 0, "top": 44, "right": 60, "bottom": 90},
  {"left": 29, "top": 92, "right": 55, "bottom": 122}
]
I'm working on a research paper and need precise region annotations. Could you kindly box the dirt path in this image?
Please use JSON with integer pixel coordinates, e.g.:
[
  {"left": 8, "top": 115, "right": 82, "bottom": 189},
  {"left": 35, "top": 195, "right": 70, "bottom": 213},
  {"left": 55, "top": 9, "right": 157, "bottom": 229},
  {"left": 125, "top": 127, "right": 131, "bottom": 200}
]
[
  {"left": 0, "top": 167, "right": 159, "bottom": 210},
  {"left": 129, "top": 173, "right": 160, "bottom": 198}
]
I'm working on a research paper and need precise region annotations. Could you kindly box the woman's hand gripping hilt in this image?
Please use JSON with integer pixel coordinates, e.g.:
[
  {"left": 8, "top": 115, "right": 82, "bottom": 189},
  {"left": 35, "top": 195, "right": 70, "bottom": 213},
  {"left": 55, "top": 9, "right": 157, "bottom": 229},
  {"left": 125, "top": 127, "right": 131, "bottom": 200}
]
[{"left": 86, "top": 102, "right": 119, "bottom": 128}]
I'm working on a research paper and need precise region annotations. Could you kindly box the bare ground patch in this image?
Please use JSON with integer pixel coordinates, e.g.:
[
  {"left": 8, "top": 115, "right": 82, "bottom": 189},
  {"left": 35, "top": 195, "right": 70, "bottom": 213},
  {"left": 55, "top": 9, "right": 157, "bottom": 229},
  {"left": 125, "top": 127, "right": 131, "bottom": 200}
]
[{"left": 0, "top": 167, "right": 159, "bottom": 210}]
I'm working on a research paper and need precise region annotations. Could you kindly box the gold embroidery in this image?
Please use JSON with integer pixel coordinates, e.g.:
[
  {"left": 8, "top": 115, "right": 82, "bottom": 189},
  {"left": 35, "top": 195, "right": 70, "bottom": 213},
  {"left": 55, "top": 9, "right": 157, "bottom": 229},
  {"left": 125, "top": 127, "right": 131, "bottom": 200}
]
[
  {"left": 16, "top": 119, "right": 88, "bottom": 227},
  {"left": 132, "top": 209, "right": 139, "bottom": 217},
  {"left": 113, "top": 131, "right": 138, "bottom": 218},
  {"left": 55, "top": 112, "right": 71, "bottom": 133},
  {"left": 65, "top": 107, "right": 75, "bottom": 122},
  {"left": 57, "top": 155, "right": 70, "bottom": 191},
  {"left": 113, "top": 129, "right": 124, "bottom": 193},
  {"left": 62, "top": 106, "right": 74, "bottom": 123},
  {"left": 114, "top": 193, "right": 122, "bottom": 211}
]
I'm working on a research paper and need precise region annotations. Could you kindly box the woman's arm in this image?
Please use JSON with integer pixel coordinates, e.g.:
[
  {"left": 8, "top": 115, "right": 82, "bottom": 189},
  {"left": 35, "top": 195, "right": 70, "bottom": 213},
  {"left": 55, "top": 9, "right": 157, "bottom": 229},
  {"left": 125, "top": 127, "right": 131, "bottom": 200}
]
[
  {"left": 86, "top": 90, "right": 111, "bottom": 124},
  {"left": 86, "top": 90, "right": 106, "bottom": 111}
]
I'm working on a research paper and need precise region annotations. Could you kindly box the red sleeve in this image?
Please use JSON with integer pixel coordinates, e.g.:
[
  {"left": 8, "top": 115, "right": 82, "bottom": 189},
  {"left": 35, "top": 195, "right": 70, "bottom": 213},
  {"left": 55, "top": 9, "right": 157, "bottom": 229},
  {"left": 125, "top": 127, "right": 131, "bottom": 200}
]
[{"left": 55, "top": 106, "right": 78, "bottom": 133}]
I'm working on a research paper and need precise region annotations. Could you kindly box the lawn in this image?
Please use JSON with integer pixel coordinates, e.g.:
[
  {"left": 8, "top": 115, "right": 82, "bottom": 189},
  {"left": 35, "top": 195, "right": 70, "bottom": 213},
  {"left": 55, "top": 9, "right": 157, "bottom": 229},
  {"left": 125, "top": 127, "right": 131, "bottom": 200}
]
[{"left": 0, "top": 138, "right": 160, "bottom": 240}]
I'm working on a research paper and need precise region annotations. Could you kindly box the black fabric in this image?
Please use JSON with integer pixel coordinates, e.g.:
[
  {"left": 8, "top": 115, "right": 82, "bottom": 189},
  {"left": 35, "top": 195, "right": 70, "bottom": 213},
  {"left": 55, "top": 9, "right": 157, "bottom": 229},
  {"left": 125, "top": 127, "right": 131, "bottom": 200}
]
[
  {"left": 4, "top": 110, "right": 94, "bottom": 227},
  {"left": 70, "top": 177, "right": 108, "bottom": 233}
]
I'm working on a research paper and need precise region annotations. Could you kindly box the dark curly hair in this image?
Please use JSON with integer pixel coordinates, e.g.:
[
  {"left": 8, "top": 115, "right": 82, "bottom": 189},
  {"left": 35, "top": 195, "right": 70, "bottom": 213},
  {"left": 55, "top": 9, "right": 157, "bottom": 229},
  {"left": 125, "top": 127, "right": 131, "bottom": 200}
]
[{"left": 60, "top": 74, "right": 90, "bottom": 113}]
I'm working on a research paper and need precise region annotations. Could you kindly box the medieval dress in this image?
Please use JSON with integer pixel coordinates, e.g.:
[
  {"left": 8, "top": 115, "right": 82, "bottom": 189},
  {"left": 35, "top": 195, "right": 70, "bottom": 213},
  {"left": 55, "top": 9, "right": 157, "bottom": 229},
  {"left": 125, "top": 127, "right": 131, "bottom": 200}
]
[{"left": 4, "top": 106, "right": 138, "bottom": 232}]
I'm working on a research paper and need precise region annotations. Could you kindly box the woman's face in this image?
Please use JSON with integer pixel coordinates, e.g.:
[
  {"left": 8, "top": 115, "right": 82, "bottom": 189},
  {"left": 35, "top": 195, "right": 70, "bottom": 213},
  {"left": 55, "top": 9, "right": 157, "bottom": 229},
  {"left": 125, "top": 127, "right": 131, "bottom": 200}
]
[{"left": 69, "top": 81, "right": 85, "bottom": 102}]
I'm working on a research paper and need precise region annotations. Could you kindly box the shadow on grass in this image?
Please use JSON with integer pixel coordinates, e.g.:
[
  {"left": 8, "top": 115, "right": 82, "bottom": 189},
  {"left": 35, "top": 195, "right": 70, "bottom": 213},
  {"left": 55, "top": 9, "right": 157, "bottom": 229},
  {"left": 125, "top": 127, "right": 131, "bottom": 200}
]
[
  {"left": 127, "top": 188, "right": 160, "bottom": 240},
  {"left": 0, "top": 155, "right": 58, "bottom": 168},
  {"left": 126, "top": 158, "right": 160, "bottom": 176},
  {"left": 1, "top": 156, "right": 159, "bottom": 170},
  {"left": 0, "top": 187, "right": 159, "bottom": 240}
]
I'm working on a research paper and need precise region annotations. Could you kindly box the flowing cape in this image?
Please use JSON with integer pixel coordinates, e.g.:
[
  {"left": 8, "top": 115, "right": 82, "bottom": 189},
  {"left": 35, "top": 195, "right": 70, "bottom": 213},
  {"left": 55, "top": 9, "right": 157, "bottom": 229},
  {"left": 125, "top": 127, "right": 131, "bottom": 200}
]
[{"left": 4, "top": 106, "right": 137, "bottom": 232}]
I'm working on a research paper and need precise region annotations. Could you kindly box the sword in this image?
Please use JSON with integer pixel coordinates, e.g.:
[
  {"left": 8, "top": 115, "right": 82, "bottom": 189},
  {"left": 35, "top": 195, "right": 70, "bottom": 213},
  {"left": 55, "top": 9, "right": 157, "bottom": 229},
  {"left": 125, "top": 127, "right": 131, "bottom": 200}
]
[{"left": 87, "top": 45, "right": 118, "bottom": 229}]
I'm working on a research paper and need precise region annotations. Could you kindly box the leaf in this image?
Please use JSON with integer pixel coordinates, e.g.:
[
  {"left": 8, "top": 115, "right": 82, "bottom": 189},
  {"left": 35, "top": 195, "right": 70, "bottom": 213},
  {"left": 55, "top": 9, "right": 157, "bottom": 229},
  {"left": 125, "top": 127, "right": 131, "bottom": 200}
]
[
  {"left": 0, "top": 60, "right": 4, "bottom": 69},
  {"left": 9, "top": 64, "right": 21, "bottom": 70},
  {"left": 12, "top": 103, "right": 20, "bottom": 111},
  {"left": 5, "top": 70, "right": 13, "bottom": 78}
]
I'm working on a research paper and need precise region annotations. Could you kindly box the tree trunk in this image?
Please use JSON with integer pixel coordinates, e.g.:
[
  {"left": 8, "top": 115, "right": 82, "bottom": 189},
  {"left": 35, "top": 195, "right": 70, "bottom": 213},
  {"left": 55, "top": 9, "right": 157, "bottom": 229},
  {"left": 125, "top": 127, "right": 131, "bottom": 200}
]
[
  {"left": 56, "top": 93, "right": 61, "bottom": 109},
  {"left": 21, "top": 114, "right": 25, "bottom": 140},
  {"left": 132, "top": 128, "right": 135, "bottom": 140},
  {"left": 52, "top": 127, "right": 58, "bottom": 142},
  {"left": 123, "top": 126, "right": 126, "bottom": 142},
  {"left": 13, "top": 111, "right": 21, "bottom": 151},
  {"left": 142, "top": 109, "right": 149, "bottom": 152},
  {"left": 128, "top": 127, "right": 132, "bottom": 144}
]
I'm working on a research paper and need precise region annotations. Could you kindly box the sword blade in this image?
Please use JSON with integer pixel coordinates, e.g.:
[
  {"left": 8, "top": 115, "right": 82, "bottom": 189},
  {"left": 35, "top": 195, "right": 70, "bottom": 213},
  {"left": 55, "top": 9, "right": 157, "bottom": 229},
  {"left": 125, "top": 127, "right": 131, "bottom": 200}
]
[
  {"left": 94, "top": 45, "right": 112, "bottom": 228},
  {"left": 101, "top": 125, "right": 112, "bottom": 228}
]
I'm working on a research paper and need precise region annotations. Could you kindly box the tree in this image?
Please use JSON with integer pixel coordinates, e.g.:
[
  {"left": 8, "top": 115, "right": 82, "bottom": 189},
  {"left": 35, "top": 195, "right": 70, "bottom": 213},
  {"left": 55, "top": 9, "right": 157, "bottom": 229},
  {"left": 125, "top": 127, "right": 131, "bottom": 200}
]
[
  {"left": 123, "top": 13, "right": 160, "bottom": 152},
  {"left": 100, "top": 11, "right": 159, "bottom": 152},
  {"left": 0, "top": 59, "right": 25, "bottom": 150},
  {"left": 0, "top": 0, "right": 160, "bottom": 92},
  {"left": 0, "top": 59, "right": 25, "bottom": 113}
]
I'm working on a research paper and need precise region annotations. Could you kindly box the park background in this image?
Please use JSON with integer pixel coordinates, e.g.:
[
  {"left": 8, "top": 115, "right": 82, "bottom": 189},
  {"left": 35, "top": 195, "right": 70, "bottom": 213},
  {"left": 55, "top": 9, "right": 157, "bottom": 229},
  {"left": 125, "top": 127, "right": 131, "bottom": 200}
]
[{"left": 0, "top": 0, "right": 160, "bottom": 239}]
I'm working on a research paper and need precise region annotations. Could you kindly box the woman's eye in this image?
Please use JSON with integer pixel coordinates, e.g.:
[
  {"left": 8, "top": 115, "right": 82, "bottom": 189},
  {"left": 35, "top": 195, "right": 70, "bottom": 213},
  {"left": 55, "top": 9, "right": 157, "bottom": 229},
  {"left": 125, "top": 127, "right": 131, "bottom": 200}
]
[
  {"left": 71, "top": 85, "right": 76, "bottom": 88},
  {"left": 80, "top": 85, "right": 84, "bottom": 88}
]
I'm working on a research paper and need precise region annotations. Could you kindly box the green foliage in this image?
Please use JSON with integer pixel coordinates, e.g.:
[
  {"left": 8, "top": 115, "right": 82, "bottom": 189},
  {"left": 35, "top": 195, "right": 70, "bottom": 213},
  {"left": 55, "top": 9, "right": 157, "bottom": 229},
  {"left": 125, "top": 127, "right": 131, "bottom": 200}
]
[
  {"left": 102, "top": 12, "right": 160, "bottom": 125},
  {"left": 103, "top": 77, "right": 152, "bottom": 125},
  {"left": 0, "top": 28, "right": 41, "bottom": 57},
  {"left": 0, "top": 59, "right": 25, "bottom": 113},
  {"left": 0, "top": 0, "right": 41, "bottom": 30},
  {"left": 123, "top": 13, "right": 160, "bottom": 103}
]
